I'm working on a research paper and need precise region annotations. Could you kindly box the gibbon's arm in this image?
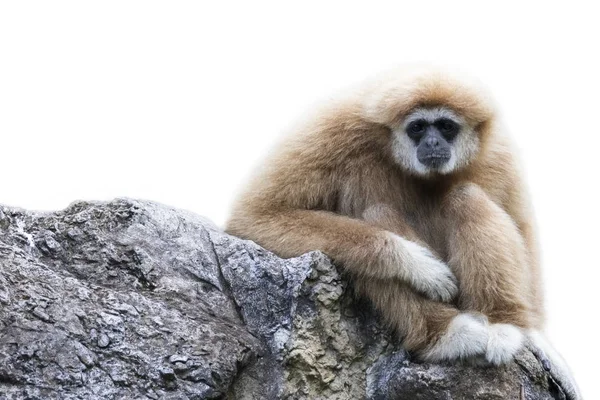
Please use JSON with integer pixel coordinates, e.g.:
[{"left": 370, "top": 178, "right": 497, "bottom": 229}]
[
  {"left": 474, "top": 144, "right": 545, "bottom": 328},
  {"left": 502, "top": 166, "right": 545, "bottom": 329},
  {"left": 228, "top": 207, "right": 457, "bottom": 302}
]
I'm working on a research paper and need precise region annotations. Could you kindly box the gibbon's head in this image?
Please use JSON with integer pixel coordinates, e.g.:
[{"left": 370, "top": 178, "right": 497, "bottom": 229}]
[
  {"left": 393, "top": 105, "right": 479, "bottom": 176},
  {"left": 362, "top": 66, "right": 495, "bottom": 177}
]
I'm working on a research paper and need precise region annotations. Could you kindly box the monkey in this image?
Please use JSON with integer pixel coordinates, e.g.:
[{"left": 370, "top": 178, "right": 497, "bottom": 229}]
[{"left": 226, "top": 66, "right": 581, "bottom": 397}]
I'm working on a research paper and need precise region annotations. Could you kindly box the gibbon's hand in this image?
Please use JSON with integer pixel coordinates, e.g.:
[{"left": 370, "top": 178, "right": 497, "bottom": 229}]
[{"left": 390, "top": 236, "right": 458, "bottom": 302}]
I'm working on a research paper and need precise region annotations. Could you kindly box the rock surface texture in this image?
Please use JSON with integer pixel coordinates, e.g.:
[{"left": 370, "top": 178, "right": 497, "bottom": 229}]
[{"left": 0, "top": 199, "right": 572, "bottom": 399}]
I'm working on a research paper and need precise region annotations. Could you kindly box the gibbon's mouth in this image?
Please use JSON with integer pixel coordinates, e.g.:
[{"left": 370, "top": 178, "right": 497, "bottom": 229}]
[{"left": 418, "top": 153, "right": 451, "bottom": 168}]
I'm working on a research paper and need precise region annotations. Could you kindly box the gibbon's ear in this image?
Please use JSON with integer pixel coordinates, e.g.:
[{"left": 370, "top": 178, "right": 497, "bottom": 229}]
[{"left": 360, "top": 66, "right": 496, "bottom": 129}]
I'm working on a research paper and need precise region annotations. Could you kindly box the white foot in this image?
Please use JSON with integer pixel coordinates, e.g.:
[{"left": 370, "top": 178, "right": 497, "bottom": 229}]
[
  {"left": 485, "top": 323, "right": 524, "bottom": 365},
  {"left": 422, "top": 314, "right": 488, "bottom": 362}
]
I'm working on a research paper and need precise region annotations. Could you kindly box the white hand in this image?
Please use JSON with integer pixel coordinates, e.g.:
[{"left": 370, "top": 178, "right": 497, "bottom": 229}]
[{"left": 390, "top": 234, "right": 458, "bottom": 302}]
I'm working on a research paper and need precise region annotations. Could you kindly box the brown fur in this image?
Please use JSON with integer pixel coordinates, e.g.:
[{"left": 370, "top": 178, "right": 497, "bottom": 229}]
[{"left": 226, "top": 67, "right": 544, "bottom": 360}]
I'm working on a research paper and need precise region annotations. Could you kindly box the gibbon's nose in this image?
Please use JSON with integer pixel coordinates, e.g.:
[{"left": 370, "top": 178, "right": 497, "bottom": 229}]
[{"left": 425, "top": 135, "right": 440, "bottom": 149}]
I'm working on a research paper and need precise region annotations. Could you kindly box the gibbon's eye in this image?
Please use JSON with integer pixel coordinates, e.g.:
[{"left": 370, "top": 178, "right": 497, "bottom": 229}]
[
  {"left": 436, "top": 118, "right": 459, "bottom": 140},
  {"left": 407, "top": 120, "right": 427, "bottom": 140}
]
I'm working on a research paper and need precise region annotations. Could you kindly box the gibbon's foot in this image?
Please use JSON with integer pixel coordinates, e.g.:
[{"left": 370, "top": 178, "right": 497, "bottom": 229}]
[
  {"left": 485, "top": 323, "right": 524, "bottom": 365},
  {"left": 421, "top": 315, "right": 525, "bottom": 366},
  {"left": 391, "top": 234, "right": 458, "bottom": 302},
  {"left": 527, "top": 331, "right": 582, "bottom": 400},
  {"left": 421, "top": 314, "right": 489, "bottom": 362}
]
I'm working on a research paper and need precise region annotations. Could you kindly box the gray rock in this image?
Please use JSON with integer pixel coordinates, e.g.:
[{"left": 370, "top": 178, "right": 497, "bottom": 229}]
[{"left": 0, "top": 199, "right": 570, "bottom": 399}]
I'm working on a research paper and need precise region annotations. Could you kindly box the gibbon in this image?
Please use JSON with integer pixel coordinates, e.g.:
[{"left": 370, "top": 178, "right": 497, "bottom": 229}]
[{"left": 226, "top": 66, "right": 580, "bottom": 398}]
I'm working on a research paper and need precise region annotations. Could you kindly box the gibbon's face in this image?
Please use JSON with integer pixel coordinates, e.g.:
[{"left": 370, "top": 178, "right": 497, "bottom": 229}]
[{"left": 391, "top": 107, "right": 480, "bottom": 177}]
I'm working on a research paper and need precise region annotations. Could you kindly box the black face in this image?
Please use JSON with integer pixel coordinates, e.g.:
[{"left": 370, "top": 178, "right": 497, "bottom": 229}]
[{"left": 406, "top": 118, "right": 459, "bottom": 168}]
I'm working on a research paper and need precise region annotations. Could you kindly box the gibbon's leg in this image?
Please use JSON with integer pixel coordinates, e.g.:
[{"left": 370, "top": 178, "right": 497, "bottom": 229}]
[
  {"left": 361, "top": 203, "right": 523, "bottom": 365},
  {"left": 228, "top": 208, "right": 457, "bottom": 302},
  {"left": 354, "top": 279, "right": 492, "bottom": 363},
  {"left": 443, "top": 183, "right": 533, "bottom": 327}
]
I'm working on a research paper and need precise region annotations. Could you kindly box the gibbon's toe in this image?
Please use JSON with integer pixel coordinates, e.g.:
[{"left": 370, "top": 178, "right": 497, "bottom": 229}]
[{"left": 485, "top": 323, "right": 524, "bottom": 366}]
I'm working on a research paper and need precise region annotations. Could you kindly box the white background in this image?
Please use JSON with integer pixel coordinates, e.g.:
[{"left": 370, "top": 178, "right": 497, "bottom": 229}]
[{"left": 1, "top": 1, "right": 598, "bottom": 397}]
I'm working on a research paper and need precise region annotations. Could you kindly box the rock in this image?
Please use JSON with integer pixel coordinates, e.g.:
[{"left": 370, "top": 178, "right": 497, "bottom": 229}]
[{"left": 0, "top": 199, "right": 571, "bottom": 399}]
